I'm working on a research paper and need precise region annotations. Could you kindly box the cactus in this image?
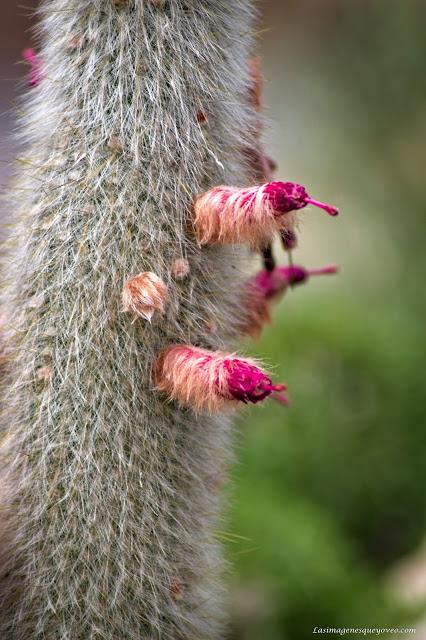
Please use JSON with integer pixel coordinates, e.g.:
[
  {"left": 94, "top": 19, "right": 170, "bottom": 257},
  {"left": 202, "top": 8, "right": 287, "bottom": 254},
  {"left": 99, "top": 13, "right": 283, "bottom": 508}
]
[{"left": 0, "top": 1, "right": 338, "bottom": 638}]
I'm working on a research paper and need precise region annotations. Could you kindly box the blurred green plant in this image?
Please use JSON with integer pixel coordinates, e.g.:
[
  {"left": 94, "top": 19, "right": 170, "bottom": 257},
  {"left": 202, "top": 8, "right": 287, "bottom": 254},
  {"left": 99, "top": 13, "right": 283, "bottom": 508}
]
[
  {"left": 228, "top": 291, "right": 425, "bottom": 639},
  {"left": 226, "top": 2, "right": 426, "bottom": 638}
]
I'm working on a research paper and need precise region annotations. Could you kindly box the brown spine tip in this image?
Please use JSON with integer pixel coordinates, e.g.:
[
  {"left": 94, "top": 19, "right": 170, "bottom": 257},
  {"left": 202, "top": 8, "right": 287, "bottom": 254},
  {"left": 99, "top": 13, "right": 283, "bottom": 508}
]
[
  {"left": 169, "top": 577, "right": 185, "bottom": 601},
  {"left": 122, "top": 272, "right": 168, "bottom": 322},
  {"left": 196, "top": 111, "right": 208, "bottom": 124}
]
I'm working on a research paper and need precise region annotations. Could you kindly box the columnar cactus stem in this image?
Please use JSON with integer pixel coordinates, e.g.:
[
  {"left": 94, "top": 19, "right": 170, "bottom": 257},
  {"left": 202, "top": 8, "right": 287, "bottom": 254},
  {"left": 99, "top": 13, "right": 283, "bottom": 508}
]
[{"left": 0, "top": 1, "right": 259, "bottom": 638}]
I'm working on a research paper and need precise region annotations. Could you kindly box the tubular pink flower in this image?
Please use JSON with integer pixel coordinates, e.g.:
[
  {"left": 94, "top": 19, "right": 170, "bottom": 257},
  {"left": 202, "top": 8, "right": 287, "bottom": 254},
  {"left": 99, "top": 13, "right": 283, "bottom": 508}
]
[
  {"left": 240, "top": 263, "right": 338, "bottom": 339},
  {"left": 264, "top": 182, "right": 339, "bottom": 217},
  {"left": 22, "top": 48, "right": 42, "bottom": 87},
  {"left": 154, "top": 345, "right": 286, "bottom": 413},
  {"left": 193, "top": 181, "right": 338, "bottom": 248},
  {"left": 250, "top": 263, "right": 339, "bottom": 300}
]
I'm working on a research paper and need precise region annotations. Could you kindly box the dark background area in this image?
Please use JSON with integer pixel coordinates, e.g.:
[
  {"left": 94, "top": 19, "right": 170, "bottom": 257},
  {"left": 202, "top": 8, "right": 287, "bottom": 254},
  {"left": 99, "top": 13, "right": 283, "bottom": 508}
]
[{"left": 1, "top": 2, "right": 426, "bottom": 638}]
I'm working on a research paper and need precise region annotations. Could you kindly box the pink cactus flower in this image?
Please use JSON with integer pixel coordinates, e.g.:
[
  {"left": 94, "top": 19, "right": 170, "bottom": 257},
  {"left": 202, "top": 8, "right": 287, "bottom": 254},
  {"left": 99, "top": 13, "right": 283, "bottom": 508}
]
[
  {"left": 252, "top": 263, "right": 339, "bottom": 300},
  {"left": 22, "top": 48, "right": 42, "bottom": 87},
  {"left": 240, "top": 263, "right": 338, "bottom": 340},
  {"left": 264, "top": 182, "right": 338, "bottom": 217},
  {"left": 193, "top": 181, "right": 338, "bottom": 248},
  {"left": 155, "top": 345, "right": 287, "bottom": 413}
]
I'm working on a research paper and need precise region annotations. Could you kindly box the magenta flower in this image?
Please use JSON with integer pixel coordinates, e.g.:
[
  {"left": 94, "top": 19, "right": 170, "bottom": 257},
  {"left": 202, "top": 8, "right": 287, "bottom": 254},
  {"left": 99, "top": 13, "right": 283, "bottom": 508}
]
[
  {"left": 264, "top": 182, "right": 339, "bottom": 217},
  {"left": 252, "top": 263, "right": 339, "bottom": 299},
  {"left": 223, "top": 358, "right": 287, "bottom": 404}
]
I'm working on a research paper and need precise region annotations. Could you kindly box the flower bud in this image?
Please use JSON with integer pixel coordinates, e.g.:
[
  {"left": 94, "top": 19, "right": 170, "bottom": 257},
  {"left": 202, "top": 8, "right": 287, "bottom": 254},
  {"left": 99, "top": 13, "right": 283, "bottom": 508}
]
[
  {"left": 23, "top": 48, "right": 42, "bottom": 87},
  {"left": 122, "top": 272, "right": 168, "bottom": 322}
]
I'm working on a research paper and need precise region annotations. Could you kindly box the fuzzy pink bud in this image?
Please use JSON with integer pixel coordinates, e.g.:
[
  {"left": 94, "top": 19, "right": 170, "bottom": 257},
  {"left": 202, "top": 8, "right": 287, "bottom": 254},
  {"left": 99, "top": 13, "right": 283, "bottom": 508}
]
[
  {"left": 22, "top": 48, "right": 42, "bottom": 87},
  {"left": 154, "top": 345, "right": 287, "bottom": 413},
  {"left": 122, "top": 272, "right": 168, "bottom": 322}
]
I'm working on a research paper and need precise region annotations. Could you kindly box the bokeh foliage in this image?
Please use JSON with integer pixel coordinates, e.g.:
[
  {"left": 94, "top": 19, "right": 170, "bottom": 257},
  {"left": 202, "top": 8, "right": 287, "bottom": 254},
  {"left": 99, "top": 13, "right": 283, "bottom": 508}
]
[{"left": 228, "top": 2, "right": 426, "bottom": 638}]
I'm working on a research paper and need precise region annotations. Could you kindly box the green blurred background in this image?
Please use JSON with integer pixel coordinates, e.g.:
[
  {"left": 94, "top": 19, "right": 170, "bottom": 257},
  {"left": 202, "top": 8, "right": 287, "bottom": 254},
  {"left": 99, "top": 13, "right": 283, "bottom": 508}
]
[
  {"left": 226, "top": 2, "right": 426, "bottom": 638},
  {"left": 1, "top": 1, "right": 426, "bottom": 638}
]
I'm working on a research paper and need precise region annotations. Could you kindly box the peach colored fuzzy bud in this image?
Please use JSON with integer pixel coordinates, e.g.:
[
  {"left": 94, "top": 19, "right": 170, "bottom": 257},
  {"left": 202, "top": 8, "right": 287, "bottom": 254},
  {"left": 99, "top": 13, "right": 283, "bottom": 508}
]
[
  {"left": 170, "top": 258, "right": 190, "bottom": 280},
  {"left": 122, "top": 272, "right": 168, "bottom": 322},
  {"left": 154, "top": 345, "right": 287, "bottom": 413}
]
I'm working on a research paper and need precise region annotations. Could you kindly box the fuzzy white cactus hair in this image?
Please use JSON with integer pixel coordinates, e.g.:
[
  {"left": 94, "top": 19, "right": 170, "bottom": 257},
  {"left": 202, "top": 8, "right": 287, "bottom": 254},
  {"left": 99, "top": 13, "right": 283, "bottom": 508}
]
[{"left": 0, "top": 0, "right": 338, "bottom": 638}]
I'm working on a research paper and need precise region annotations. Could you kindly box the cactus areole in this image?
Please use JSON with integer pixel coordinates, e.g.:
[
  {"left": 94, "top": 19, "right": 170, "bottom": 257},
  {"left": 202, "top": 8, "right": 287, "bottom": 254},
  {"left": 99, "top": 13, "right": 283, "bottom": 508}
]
[{"left": 0, "top": 1, "right": 338, "bottom": 638}]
